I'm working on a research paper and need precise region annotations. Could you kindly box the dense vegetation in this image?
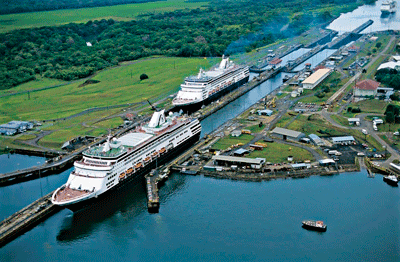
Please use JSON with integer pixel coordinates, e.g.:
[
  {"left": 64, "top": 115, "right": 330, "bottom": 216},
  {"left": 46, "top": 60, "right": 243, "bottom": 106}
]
[
  {"left": 375, "top": 68, "right": 400, "bottom": 90},
  {"left": 1, "top": 0, "right": 162, "bottom": 15},
  {"left": 385, "top": 104, "right": 400, "bottom": 124},
  {"left": 0, "top": 0, "right": 372, "bottom": 90}
]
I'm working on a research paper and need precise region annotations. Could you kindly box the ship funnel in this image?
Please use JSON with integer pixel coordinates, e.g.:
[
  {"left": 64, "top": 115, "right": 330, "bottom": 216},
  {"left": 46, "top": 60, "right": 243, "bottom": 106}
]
[
  {"left": 102, "top": 134, "right": 112, "bottom": 152},
  {"left": 148, "top": 110, "right": 166, "bottom": 128},
  {"left": 219, "top": 55, "right": 229, "bottom": 69}
]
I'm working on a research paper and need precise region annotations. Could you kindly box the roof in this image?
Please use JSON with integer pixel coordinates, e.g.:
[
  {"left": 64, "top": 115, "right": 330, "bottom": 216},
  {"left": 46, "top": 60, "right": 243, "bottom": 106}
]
[
  {"left": 212, "top": 155, "right": 264, "bottom": 164},
  {"left": 377, "top": 61, "right": 400, "bottom": 70},
  {"left": 313, "top": 65, "right": 327, "bottom": 71},
  {"left": 309, "top": 134, "right": 324, "bottom": 145},
  {"left": 258, "top": 109, "right": 273, "bottom": 115},
  {"left": 233, "top": 148, "right": 249, "bottom": 155},
  {"left": 392, "top": 55, "right": 400, "bottom": 61},
  {"left": 302, "top": 69, "right": 332, "bottom": 85},
  {"left": 271, "top": 127, "right": 304, "bottom": 138},
  {"left": 331, "top": 136, "right": 355, "bottom": 143},
  {"left": 355, "top": 79, "right": 380, "bottom": 90},
  {"left": 291, "top": 163, "right": 310, "bottom": 168},
  {"left": 116, "top": 132, "right": 153, "bottom": 147},
  {"left": 269, "top": 58, "right": 282, "bottom": 65},
  {"left": 348, "top": 45, "right": 360, "bottom": 50},
  {"left": 319, "top": 159, "right": 335, "bottom": 164},
  {"left": 348, "top": 118, "right": 360, "bottom": 122}
]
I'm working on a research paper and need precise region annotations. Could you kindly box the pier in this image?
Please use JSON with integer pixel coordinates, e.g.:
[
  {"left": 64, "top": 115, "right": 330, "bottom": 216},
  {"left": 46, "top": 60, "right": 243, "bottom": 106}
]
[{"left": 0, "top": 191, "right": 59, "bottom": 247}]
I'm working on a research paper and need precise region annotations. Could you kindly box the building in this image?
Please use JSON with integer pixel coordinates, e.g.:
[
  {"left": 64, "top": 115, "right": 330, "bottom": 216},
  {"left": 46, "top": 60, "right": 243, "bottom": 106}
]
[
  {"left": 348, "top": 118, "right": 360, "bottom": 125},
  {"left": 271, "top": 127, "right": 305, "bottom": 141},
  {"left": 0, "top": 121, "right": 33, "bottom": 136},
  {"left": 354, "top": 79, "right": 379, "bottom": 98},
  {"left": 309, "top": 134, "right": 325, "bottom": 146},
  {"left": 377, "top": 61, "right": 400, "bottom": 70},
  {"left": 319, "top": 159, "right": 336, "bottom": 166},
  {"left": 257, "top": 109, "right": 273, "bottom": 116},
  {"left": 231, "top": 130, "right": 242, "bottom": 137},
  {"left": 301, "top": 68, "right": 332, "bottom": 89},
  {"left": 291, "top": 163, "right": 311, "bottom": 169},
  {"left": 212, "top": 155, "right": 265, "bottom": 169},
  {"left": 331, "top": 136, "right": 355, "bottom": 145},
  {"left": 233, "top": 148, "right": 249, "bottom": 156},
  {"left": 269, "top": 58, "right": 282, "bottom": 69}
]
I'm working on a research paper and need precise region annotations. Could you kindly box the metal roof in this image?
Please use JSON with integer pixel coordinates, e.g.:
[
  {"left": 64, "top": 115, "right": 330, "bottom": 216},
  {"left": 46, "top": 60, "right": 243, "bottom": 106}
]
[
  {"left": 319, "top": 159, "right": 335, "bottom": 164},
  {"left": 348, "top": 118, "right": 360, "bottom": 122},
  {"left": 271, "top": 127, "right": 304, "bottom": 138},
  {"left": 331, "top": 136, "right": 355, "bottom": 143},
  {"left": 233, "top": 148, "right": 249, "bottom": 155},
  {"left": 212, "top": 155, "right": 263, "bottom": 164},
  {"left": 116, "top": 132, "right": 153, "bottom": 147},
  {"left": 302, "top": 68, "right": 332, "bottom": 85}
]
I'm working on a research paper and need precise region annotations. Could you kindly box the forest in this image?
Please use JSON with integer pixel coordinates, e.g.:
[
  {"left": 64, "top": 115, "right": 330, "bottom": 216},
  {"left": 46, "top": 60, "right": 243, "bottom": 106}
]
[
  {"left": 375, "top": 68, "right": 400, "bottom": 90},
  {"left": 0, "top": 0, "right": 373, "bottom": 90}
]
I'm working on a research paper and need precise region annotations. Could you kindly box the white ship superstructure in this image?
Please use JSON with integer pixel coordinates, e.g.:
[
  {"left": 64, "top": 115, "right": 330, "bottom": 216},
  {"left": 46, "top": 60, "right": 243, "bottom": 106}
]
[
  {"left": 172, "top": 56, "right": 249, "bottom": 108},
  {"left": 381, "top": 0, "right": 396, "bottom": 13},
  {"left": 52, "top": 110, "right": 201, "bottom": 210}
]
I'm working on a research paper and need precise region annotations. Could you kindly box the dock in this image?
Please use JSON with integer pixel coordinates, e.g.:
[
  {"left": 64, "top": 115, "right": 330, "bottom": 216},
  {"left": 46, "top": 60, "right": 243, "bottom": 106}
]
[{"left": 0, "top": 191, "right": 59, "bottom": 247}]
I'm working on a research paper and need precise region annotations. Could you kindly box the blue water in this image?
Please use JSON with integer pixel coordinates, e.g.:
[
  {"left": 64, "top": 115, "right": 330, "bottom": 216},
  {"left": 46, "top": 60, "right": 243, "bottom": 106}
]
[
  {"left": 293, "top": 49, "right": 337, "bottom": 72},
  {"left": 280, "top": 48, "right": 311, "bottom": 66},
  {"left": 0, "top": 153, "right": 46, "bottom": 174},
  {"left": 1, "top": 171, "right": 399, "bottom": 261},
  {"left": 327, "top": 0, "right": 400, "bottom": 35}
]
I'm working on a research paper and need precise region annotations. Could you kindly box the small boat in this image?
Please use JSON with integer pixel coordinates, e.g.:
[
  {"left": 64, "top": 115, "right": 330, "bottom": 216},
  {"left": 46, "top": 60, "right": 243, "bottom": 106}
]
[
  {"left": 302, "top": 220, "right": 327, "bottom": 232},
  {"left": 383, "top": 175, "right": 398, "bottom": 186}
]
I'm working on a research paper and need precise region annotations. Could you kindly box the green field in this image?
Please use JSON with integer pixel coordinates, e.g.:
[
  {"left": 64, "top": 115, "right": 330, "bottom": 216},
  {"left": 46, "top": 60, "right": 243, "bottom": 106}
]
[
  {"left": 247, "top": 142, "right": 314, "bottom": 163},
  {"left": 0, "top": 57, "right": 213, "bottom": 123},
  {"left": 0, "top": 0, "right": 208, "bottom": 33},
  {"left": 0, "top": 76, "right": 65, "bottom": 96},
  {"left": 212, "top": 134, "right": 254, "bottom": 151}
]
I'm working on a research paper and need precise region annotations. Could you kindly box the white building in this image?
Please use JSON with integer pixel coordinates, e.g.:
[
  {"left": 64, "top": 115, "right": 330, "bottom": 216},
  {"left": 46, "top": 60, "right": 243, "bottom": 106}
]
[
  {"left": 302, "top": 68, "right": 332, "bottom": 89},
  {"left": 354, "top": 79, "right": 379, "bottom": 98}
]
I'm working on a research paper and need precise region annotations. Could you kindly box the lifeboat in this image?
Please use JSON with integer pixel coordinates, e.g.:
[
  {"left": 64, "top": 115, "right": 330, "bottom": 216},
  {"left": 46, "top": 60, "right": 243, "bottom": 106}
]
[
  {"left": 144, "top": 156, "right": 151, "bottom": 163},
  {"left": 126, "top": 167, "right": 133, "bottom": 174},
  {"left": 135, "top": 162, "right": 143, "bottom": 169},
  {"left": 152, "top": 152, "right": 159, "bottom": 157},
  {"left": 159, "top": 148, "right": 166, "bottom": 154},
  {"left": 119, "top": 172, "right": 126, "bottom": 179}
]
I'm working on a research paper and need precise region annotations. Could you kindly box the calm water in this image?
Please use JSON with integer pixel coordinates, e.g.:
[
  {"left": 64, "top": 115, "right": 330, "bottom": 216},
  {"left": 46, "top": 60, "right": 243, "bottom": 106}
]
[
  {"left": 0, "top": 153, "right": 46, "bottom": 174},
  {"left": 328, "top": 0, "right": 400, "bottom": 34},
  {"left": 1, "top": 171, "right": 399, "bottom": 261},
  {"left": 292, "top": 49, "right": 337, "bottom": 72}
]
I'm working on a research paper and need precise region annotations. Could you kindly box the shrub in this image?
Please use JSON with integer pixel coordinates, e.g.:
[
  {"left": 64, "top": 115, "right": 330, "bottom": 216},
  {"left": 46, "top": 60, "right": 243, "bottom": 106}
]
[{"left": 140, "top": 74, "right": 149, "bottom": 81}]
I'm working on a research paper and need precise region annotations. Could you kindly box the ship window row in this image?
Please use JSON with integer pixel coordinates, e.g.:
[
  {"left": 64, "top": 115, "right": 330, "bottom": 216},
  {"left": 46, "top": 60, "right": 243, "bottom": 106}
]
[
  {"left": 85, "top": 159, "right": 108, "bottom": 165},
  {"left": 108, "top": 173, "right": 117, "bottom": 180}
]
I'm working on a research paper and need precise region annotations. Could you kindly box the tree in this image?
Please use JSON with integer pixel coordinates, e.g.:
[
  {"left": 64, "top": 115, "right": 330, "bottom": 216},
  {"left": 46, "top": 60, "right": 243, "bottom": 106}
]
[
  {"left": 140, "top": 73, "right": 148, "bottom": 81},
  {"left": 386, "top": 111, "right": 395, "bottom": 123}
]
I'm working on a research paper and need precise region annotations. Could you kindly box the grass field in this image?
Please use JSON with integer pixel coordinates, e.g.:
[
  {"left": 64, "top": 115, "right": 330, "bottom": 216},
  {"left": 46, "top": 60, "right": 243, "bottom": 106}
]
[
  {"left": 0, "top": 76, "right": 65, "bottom": 96},
  {"left": 0, "top": 0, "right": 209, "bottom": 33},
  {"left": 212, "top": 134, "right": 254, "bottom": 151},
  {"left": 0, "top": 57, "right": 213, "bottom": 123},
  {"left": 246, "top": 142, "right": 314, "bottom": 163}
]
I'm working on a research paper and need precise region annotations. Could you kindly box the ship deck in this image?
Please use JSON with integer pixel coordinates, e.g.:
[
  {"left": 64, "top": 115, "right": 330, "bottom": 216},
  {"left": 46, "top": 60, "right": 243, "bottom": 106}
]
[{"left": 53, "top": 186, "right": 91, "bottom": 203}]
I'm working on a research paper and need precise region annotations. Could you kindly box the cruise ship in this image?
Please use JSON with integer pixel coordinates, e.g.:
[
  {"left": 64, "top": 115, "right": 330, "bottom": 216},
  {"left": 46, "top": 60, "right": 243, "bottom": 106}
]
[
  {"left": 52, "top": 110, "right": 201, "bottom": 211},
  {"left": 172, "top": 55, "right": 249, "bottom": 111},
  {"left": 381, "top": 0, "right": 396, "bottom": 13}
]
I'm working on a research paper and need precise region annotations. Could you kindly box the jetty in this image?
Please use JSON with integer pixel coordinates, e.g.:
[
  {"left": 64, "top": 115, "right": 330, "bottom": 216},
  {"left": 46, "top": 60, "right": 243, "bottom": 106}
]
[{"left": 0, "top": 192, "right": 59, "bottom": 247}]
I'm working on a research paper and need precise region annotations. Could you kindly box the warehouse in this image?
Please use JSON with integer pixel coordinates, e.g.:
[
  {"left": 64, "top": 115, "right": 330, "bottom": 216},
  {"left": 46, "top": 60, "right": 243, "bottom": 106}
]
[
  {"left": 309, "top": 134, "right": 325, "bottom": 146},
  {"left": 212, "top": 155, "right": 265, "bottom": 170},
  {"left": 301, "top": 68, "right": 332, "bottom": 89},
  {"left": 0, "top": 121, "right": 33, "bottom": 136},
  {"left": 331, "top": 136, "right": 355, "bottom": 145},
  {"left": 271, "top": 127, "right": 305, "bottom": 141}
]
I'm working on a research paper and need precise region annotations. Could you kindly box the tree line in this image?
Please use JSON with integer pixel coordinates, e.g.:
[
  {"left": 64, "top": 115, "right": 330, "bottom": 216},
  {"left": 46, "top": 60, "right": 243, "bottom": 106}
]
[{"left": 0, "top": 0, "right": 373, "bottom": 90}]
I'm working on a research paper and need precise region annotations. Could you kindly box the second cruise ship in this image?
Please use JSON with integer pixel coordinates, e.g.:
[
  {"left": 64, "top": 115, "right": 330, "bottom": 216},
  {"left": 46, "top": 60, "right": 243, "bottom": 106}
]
[{"left": 172, "top": 56, "right": 249, "bottom": 111}]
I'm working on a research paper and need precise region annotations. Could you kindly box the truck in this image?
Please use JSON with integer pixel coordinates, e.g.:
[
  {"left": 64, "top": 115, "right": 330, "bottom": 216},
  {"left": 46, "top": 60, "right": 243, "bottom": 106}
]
[{"left": 362, "top": 129, "right": 368, "bottom": 135}]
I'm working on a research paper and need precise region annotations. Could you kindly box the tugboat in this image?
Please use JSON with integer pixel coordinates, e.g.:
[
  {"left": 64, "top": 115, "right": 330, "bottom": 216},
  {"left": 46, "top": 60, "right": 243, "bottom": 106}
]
[
  {"left": 383, "top": 175, "right": 398, "bottom": 186},
  {"left": 302, "top": 220, "right": 327, "bottom": 232}
]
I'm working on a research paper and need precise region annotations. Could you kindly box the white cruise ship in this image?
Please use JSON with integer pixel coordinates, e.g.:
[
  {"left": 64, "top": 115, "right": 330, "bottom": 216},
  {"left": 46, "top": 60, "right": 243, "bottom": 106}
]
[
  {"left": 52, "top": 110, "right": 201, "bottom": 211},
  {"left": 172, "top": 56, "right": 249, "bottom": 110},
  {"left": 381, "top": 0, "right": 396, "bottom": 13}
]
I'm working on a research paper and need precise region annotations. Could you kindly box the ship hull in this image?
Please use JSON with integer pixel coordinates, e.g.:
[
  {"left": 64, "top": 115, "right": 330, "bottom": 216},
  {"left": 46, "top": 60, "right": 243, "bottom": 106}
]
[
  {"left": 173, "top": 76, "right": 250, "bottom": 113},
  {"left": 383, "top": 177, "right": 398, "bottom": 186},
  {"left": 64, "top": 132, "right": 201, "bottom": 212},
  {"left": 302, "top": 224, "right": 327, "bottom": 232}
]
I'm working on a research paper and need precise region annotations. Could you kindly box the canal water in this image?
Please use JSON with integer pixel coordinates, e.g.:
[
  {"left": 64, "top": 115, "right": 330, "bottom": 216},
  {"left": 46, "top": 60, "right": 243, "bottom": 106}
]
[
  {"left": 1, "top": 170, "right": 399, "bottom": 261},
  {"left": 327, "top": 0, "right": 400, "bottom": 34},
  {"left": 0, "top": 153, "right": 46, "bottom": 174}
]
